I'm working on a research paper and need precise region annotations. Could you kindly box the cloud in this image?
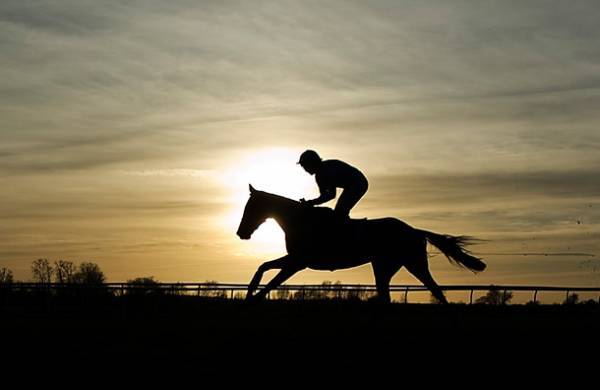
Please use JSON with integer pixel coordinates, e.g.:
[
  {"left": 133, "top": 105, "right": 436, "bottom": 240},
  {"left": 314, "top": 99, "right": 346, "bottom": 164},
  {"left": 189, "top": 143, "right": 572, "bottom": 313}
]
[
  {"left": 362, "top": 169, "right": 600, "bottom": 255},
  {"left": 120, "top": 169, "right": 215, "bottom": 178},
  {"left": 373, "top": 169, "right": 600, "bottom": 202},
  {"left": 2, "top": 1, "right": 599, "bottom": 173},
  {"left": 1, "top": 1, "right": 599, "bottom": 283}
]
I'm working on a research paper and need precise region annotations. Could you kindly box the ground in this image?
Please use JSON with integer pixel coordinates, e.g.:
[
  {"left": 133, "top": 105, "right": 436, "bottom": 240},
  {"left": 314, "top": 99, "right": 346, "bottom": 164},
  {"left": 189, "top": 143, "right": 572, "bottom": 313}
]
[{"left": 1, "top": 294, "right": 598, "bottom": 377}]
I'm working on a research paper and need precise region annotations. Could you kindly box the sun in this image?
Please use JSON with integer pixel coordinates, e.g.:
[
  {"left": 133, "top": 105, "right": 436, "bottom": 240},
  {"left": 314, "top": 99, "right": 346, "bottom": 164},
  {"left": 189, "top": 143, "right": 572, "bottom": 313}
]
[{"left": 220, "top": 147, "right": 316, "bottom": 255}]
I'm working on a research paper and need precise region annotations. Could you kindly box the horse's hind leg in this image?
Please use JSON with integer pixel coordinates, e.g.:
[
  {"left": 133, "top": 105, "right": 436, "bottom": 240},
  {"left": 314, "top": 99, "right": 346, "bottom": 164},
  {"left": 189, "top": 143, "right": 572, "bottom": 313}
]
[
  {"left": 405, "top": 253, "right": 448, "bottom": 304},
  {"left": 372, "top": 258, "right": 403, "bottom": 303}
]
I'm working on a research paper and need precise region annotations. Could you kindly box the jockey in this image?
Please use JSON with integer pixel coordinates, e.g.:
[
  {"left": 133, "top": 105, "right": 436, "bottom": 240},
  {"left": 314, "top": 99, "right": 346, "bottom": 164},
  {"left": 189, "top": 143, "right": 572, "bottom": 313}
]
[{"left": 297, "top": 149, "right": 368, "bottom": 218}]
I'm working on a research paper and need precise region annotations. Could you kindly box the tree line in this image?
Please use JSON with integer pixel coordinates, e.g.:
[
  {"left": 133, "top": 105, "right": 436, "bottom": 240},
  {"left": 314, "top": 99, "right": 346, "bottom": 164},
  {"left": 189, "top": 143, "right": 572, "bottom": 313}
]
[
  {"left": 0, "top": 260, "right": 227, "bottom": 297},
  {"left": 0, "top": 259, "right": 106, "bottom": 285},
  {"left": 0, "top": 262, "right": 597, "bottom": 304}
]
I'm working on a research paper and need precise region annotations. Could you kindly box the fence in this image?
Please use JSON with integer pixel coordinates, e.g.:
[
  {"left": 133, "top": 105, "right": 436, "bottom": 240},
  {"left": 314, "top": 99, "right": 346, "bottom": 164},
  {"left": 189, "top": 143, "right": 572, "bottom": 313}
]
[{"left": 2, "top": 282, "right": 600, "bottom": 304}]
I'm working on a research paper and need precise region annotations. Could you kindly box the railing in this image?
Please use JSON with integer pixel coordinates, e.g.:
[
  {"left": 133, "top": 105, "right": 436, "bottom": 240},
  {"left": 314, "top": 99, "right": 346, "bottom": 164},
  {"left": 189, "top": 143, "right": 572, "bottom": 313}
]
[{"left": 2, "top": 282, "right": 600, "bottom": 304}]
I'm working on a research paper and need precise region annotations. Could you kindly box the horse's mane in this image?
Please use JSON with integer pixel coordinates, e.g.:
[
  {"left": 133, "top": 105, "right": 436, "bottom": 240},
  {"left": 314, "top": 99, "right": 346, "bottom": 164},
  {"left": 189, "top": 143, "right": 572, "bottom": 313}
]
[
  {"left": 257, "top": 190, "right": 345, "bottom": 221},
  {"left": 256, "top": 190, "right": 300, "bottom": 206}
]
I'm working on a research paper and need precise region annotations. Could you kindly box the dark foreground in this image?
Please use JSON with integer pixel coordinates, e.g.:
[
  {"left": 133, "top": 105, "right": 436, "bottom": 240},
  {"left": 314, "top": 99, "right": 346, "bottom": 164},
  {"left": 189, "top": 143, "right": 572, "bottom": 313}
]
[{"left": 2, "top": 294, "right": 598, "bottom": 376}]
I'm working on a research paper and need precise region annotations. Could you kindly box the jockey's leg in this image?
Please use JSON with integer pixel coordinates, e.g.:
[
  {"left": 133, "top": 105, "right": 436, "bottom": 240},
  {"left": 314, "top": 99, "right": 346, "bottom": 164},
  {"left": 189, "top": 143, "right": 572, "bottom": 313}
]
[
  {"left": 334, "top": 181, "right": 368, "bottom": 217},
  {"left": 334, "top": 190, "right": 356, "bottom": 217}
]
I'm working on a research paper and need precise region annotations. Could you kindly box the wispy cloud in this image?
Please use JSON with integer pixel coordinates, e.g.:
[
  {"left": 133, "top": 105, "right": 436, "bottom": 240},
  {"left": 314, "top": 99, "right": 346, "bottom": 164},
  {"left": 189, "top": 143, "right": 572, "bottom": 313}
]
[
  {"left": 1, "top": 0, "right": 599, "bottom": 284},
  {"left": 120, "top": 169, "right": 215, "bottom": 178}
]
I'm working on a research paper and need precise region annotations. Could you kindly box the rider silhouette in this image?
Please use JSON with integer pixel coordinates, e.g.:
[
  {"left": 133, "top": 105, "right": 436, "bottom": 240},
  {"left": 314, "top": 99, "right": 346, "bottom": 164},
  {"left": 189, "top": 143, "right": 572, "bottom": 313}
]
[{"left": 297, "top": 150, "right": 368, "bottom": 218}]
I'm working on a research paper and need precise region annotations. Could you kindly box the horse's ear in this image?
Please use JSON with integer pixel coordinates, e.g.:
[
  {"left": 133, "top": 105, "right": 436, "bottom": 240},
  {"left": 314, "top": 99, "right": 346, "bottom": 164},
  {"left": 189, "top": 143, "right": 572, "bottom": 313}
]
[{"left": 249, "top": 184, "right": 256, "bottom": 194}]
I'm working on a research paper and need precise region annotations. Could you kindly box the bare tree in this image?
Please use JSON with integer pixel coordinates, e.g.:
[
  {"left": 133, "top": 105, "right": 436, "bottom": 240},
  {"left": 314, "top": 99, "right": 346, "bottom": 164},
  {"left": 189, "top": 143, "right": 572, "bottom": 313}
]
[
  {"left": 31, "top": 259, "right": 53, "bottom": 284},
  {"left": 274, "top": 287, "right": 291, "bottom": 300},
  {"left": 332, "top": 281, "right": 344, "bottom": 300},
  {"left": 234, "top": 292, "right": 245, "bottom": 300},
  {"left": 563, "top": 293, "right": 579, "bottom": 305},
  {"left": 321, "top": 280, "right": 334, "bottom": 299},
  {"left": 344, "top": 285, "right": 368, "bottom": 301},
  {"left": 475, "top": 287, "right": 513, "bottom": 305},
  {"left": 0, "top": 267, "right": 14, "bottom": 285},
  {"left": 293, "top": 286, "right": 326, "bottom": 300},
  {"left": 54, "top": 260, "right": 76, "bottom": 283},
  {"left": 289, "top": 281, "right": 346, "bottom": 300},
  {"left": 198, "top": 280, "right": 227, "bottom": 298}
]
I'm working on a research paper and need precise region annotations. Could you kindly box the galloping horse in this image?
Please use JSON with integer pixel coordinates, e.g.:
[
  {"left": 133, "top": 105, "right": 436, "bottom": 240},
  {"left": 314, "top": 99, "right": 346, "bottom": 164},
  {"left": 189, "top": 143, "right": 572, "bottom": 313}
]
[{"left": 237, "top": 185, "right": 486, "bottom": 303}]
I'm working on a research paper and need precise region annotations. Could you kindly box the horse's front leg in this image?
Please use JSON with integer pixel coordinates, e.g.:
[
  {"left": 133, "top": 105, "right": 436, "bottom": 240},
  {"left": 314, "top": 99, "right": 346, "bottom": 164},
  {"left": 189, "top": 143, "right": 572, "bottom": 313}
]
[
  {"left": 247, "top": 255, "right": 290, "bottom": 299},
  {"left": 251, "top": 264, "right": 304, "bottom": 301}
]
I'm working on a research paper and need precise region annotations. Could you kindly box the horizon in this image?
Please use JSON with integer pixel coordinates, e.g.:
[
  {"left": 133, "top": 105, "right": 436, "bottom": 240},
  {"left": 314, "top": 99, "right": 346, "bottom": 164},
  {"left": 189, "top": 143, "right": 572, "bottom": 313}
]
[{"left": 1, "top": 1, "right": 599, "bottom": 287}]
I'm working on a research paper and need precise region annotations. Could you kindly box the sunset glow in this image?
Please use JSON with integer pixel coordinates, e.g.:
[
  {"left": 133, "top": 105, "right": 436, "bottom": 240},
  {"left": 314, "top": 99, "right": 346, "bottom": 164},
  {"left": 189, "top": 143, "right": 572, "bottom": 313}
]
[
  {"left": 221, "top": 148, "right": 313, "bottom": 257},
  {"left": 1, "top": 1, "right": 598, "bottom": 287}
]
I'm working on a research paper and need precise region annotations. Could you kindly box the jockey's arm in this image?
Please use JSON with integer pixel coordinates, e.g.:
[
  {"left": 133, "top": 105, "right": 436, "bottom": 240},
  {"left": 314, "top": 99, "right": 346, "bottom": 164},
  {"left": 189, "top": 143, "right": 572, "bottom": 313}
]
[{"left": 306, "top": 187, "right": 336, "bottom": 206}]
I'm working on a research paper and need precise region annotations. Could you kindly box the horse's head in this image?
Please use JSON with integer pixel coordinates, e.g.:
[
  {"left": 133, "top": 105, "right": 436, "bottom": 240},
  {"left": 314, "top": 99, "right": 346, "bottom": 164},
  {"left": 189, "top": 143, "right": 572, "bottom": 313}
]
[{"left": 236, "top": 184, "right": 269, "bottom": 240}]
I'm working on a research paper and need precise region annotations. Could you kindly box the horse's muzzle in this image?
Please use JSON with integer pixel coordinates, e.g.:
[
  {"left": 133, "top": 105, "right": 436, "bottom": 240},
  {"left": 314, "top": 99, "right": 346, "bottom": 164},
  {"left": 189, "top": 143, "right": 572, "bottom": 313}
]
[{"left": 237, "top": 231, "right": 251, "bottom": 240}]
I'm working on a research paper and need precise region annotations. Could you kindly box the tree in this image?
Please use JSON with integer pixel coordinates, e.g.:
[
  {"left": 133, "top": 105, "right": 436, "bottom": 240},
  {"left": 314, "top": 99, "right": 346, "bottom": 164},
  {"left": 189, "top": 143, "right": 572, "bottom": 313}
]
[
  {"left": 332, "top": 281, "right": 344, "bottom": 300},
  {"left": 475, "top": 287, "right": 513, "bottom": 305},
  {"left": 293, "top": 286, "right": 327, "bottom": 300},
  {"left": 291, "top": 281, "right": 365, "bottom": 300},
  {"left": 126, "top": 276, "right": 161, "bottom": 295},
  {"left": 233, "top": 292, "right": 245, "bottom": 300},
  {"left": 31, "top": 259, "right": 53, "bottom": 284},
  {"left": 274, "top": 287, "right": 291, "bottom": 300},
  {"left": 54, "top": 260, "right": 76, "bottom": 283},
  {"left": 563, "top": 293, "right": 579, "bottom": 305},
  {"left": 198, "top": 280, "right": 227, "bottom": 298},
  {"left": 0, "top": 267, "right": 14, "bottom": 285},
  {"left": 320, "top": 280, "right": 332, "bottom": 299},
  {"left": 344, "top": 284, "right": 368, "bottom": 301},
  {"left": 73, "top": 262, "right": 105, "bottom": 285}
]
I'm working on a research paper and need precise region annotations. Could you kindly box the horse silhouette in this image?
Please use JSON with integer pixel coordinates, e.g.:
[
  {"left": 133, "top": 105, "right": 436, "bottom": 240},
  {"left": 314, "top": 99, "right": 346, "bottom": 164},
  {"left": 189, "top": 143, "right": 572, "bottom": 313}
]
[{"left": 237, "top": 184, "right": 486, "bottom": 303}]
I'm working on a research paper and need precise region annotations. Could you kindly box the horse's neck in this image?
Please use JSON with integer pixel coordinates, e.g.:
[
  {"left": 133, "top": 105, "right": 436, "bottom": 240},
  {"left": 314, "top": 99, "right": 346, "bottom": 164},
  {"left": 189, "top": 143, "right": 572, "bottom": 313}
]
[{"left": 265, "top": 197, "right": 298, "bottom": 234}]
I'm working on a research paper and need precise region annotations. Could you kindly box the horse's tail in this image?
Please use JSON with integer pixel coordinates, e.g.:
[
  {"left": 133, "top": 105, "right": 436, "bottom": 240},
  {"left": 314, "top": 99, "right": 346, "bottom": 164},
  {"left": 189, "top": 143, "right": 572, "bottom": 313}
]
[{"left": 418, "top": 230, "right": 486, "bottom": 273}]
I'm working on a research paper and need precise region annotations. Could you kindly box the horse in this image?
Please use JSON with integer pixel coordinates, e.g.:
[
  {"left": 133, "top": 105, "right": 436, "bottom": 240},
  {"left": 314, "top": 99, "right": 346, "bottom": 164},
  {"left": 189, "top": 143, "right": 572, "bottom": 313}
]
[{"left": 236, "top": 184, "right": 486, "bottom": 303}]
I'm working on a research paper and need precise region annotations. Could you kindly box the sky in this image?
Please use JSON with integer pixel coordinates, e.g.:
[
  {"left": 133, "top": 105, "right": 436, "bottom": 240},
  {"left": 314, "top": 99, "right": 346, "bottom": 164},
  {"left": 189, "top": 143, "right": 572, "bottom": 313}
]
[{"left": 1, "top": 0, "right": 599, "bottom": 290}]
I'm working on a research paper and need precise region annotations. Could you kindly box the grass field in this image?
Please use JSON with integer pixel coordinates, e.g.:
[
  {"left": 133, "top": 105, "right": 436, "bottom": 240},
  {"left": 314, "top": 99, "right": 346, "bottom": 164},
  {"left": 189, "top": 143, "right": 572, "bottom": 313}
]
[{"left": 2, "top": 294, "right": 598, "bottom": 375}]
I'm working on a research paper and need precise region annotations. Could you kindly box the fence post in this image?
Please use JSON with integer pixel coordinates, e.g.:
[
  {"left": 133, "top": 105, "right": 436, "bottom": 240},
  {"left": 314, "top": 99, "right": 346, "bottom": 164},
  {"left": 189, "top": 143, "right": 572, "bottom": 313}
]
[
  {"left": 533, "top": 290, "right": 538, "bottom": 303},
  {"left": 404, "top": 287, "right": 409, "bottom": 304},
  {"left": 469, "top": 289, "right": 474, "bottom": 305},
  {"left": 565, "top": 290, "right": 570, "bottom": 303}
]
